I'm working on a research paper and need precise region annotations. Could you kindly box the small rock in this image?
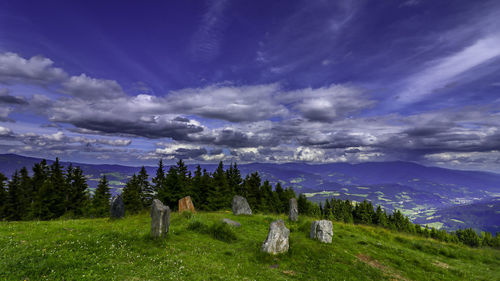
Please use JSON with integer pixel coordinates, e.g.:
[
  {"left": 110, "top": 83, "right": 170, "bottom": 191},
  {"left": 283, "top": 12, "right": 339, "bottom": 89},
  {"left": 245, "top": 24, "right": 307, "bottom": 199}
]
[
  {"left": 151, "top": 199, "right": 171, "bottom": 238},
  {"left": 310, "top": 220, "right": 333, "bottom": 243},
  {"left": 222, "top": 218, "right": 241, "bottom": 227},
  {"left": 232, "top": 195, "right": 252, "bottom": 215},
  {"left": 110, "top": 195, "right": 125, "bottom": 219},
  {"left": 289, "top": 198, "right": 298, "bottom": 221},
  {"left": 261, "top": 219, "right": 290, "bottom": 254},
  {"left": 178, "top": 196, "right": 196, "bottom": 213}
]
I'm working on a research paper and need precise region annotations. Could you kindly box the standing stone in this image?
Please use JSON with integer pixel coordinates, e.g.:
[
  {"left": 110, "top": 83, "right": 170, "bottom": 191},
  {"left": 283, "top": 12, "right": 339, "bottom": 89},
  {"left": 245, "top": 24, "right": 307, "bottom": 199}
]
[
  {"left": 151, "top": 199, "right": 171, "bottom": 238},
  {"left": 178, "top": 196, "right": 196, "bottom": 213},
  {"left": 232, "top": 195, "right": 252, "bottom": 215},
  {"left": 289, "top": 198, "right": 298, "bottom": 221},
  {"left": 110, "top": 195, "right": 125, "bottom": 219},
  {"left": 222, "top": 218, "right": 241, "bottom": 227},
  {"left": 310, "top": 220, "right": 333, "bottom": 243},
  {"left": 261, "top": 219, "right": 290, "bottom": 254}
]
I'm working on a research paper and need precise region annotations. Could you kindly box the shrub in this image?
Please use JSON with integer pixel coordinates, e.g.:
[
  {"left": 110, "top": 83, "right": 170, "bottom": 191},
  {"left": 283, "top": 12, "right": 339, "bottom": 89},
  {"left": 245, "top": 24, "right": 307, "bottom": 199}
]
[{"left": 208, "top": 221, "right": 237, "bottom": 243}]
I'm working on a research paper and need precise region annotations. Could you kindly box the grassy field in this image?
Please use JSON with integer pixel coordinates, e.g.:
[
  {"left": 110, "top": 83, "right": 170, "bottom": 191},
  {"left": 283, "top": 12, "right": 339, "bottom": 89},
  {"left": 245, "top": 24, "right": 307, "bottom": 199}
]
[{"left": 1, "top": 212, "right": 499, "bottom": 280}]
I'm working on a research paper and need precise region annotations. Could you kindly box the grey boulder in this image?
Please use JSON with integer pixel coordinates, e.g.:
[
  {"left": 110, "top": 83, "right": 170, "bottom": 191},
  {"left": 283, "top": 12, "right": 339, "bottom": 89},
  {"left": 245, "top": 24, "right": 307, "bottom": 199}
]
[
  {"left": 151, "top": 199, "right": 171, "bottom": 238},
  {"left": 310, "top": 220, "right": 333, "bottom": 243},
  {"left": 289, "top": 198, "right": 298, "bottom": 221},
  {"left": 232, "top": 195, "right": 252, "bottom": 215},
  {"left": 222, "top": 218, "right": 241, "bottom": 227},
  {"left": 261, "top": 219, "right": 290, "bottom": 254},
  {"left": 110, "top": 195, "right": 125, "bottom": 219}
]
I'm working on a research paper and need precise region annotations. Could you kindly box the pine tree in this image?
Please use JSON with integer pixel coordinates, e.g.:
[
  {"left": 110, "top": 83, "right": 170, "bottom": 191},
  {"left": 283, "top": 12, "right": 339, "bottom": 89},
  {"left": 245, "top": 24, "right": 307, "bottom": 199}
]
[
  {"left": 122, "top": 174, "right": 143, "bottom": 214},
  {"left": 199, "top": 169, "right": 212, "bottom": 210},
  {"left": 31, "top": 160, "right": 49, "bottom": 218},
  {"left": 92, "top": 175, "right": 111, "bottom": 217},
  {"left": 159, "top": 166, "right": 177, "bottom": 208},
  {"left": 274, "top": 182, "right": 285, "bottom": 213},
  {"left": 244, "top": 172, "right": 261, "bottom": 211},
  {"left": 66, "top": 166, "right": 89, "bottom": 217},
  {"left": 227, "top": 163, "right": 242, "bottom": 195},
  {"left": 18, "top": 167, "right": 33, "bottom": 220},
  {"left": 191, "top": 165, "right": 202, "bottom": 207},
  {"left": 5, "top": 171, "right": 22, "bottom": 220},
  {"left": 0, "top": 173, "right": 7, "bottom": 219},
  {"left": 151, "top": 159, "right": 165, "bottom": 198},
  {"left": 137, "top": 166, "right": 153, "bottom": 207},
  {"left": 210, "top": 161, "right": 232, "bottom": 209},
  {"left": 49, "top": 158, "right": 67, "bottom": 218}
]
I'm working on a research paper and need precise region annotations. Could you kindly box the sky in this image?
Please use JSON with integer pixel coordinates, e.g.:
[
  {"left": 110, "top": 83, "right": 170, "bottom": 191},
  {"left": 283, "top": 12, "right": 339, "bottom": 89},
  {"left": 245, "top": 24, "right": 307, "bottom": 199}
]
[{"left": 0, "top": 0, "right": 500, "bottom": 172}]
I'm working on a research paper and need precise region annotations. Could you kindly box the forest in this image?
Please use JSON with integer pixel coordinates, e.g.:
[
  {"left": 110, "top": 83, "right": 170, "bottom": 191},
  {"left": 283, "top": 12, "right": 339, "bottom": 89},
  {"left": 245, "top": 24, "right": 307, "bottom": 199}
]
[{"left": 0, "top": 158, "right": 499, "bottom": 248}]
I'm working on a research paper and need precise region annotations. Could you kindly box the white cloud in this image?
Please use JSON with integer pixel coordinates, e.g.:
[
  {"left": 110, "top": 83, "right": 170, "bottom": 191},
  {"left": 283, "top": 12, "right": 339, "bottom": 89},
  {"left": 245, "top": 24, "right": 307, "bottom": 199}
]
[
  {"left": 398, "top": 34, "right": 500, "bottom": 105},
  {"left": 62, "top": 73, "right": 124, "bottom": 99},
  {"left": 0, "top": 52, "right": 67, "bottom": 85}
]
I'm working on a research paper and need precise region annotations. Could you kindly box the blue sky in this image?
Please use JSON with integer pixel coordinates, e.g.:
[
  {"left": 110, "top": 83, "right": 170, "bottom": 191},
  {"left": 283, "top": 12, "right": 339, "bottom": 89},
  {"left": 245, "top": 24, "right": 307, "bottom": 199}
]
[{"left": 0, "top": 0, "right": 500, "bottom": 171}]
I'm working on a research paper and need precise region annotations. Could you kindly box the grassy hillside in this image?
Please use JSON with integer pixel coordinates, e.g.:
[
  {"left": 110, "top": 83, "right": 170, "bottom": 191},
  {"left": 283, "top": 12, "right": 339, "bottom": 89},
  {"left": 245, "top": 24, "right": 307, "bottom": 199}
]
[{"left": 1, "top": 212, "right": 499, "bottom": 280}]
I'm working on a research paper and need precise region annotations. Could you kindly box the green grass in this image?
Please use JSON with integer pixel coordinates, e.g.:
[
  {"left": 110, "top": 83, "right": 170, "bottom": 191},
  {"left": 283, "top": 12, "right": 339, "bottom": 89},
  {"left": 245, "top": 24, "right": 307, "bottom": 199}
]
[{"left": 1, "top": 212, "right": 499, "bottom": 280}]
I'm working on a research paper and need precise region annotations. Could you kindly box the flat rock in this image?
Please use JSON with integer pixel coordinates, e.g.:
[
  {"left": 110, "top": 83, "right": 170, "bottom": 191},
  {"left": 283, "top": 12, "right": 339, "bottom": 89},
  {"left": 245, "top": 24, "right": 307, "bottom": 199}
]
[
  {"left": 222, "top": 218, "right": 241, "bottom": 227},
  {"left": 310, "top": 220, "right": 333, "bottom": 243},
  {"left": 232, "top": 195, "right": 252, "bottom": 215},
  {"left": 151, "top": 199, "right": 171, "bottom": 238},
  {"left": 110, "top": 195, "right": 124, "bottom": 219},
  {"left": 261, "top": 219, "right": 290, "bottom": 254},
  {"left": 289, "top": 198, "right": 298, "bottom": 221},
  {"left": 178, "top": 196, "right": 196, "bottom": 213}
]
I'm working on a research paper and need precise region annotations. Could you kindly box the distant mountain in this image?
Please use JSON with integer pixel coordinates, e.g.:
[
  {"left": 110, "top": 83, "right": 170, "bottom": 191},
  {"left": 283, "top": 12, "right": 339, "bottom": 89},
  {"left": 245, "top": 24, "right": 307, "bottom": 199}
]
[
  {"left": 2, "top": 153, "right": 500, "bottom": 232},
  {"left": 414, "top": 197, "right": 500, "bottom": 234}
]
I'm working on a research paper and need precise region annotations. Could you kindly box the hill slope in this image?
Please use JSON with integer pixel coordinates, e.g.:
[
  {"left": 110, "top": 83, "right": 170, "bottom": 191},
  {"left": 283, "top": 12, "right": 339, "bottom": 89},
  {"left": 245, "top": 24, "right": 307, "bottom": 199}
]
[
  {"left": 2, "top": 153, "right": 500, "bottom": 233},
  {"left": 1, "top": 212, "right": 499, "bottom": 280}
]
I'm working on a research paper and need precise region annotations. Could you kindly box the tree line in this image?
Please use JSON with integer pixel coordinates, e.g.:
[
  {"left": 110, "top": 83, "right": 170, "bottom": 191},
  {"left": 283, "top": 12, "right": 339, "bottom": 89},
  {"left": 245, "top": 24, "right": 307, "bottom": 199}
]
[
  {"left": 0, "top": 158, "right": 498, "bottom": 248},
  {"left": 297, "top": 196, "right": 500, "bottom": 248}
]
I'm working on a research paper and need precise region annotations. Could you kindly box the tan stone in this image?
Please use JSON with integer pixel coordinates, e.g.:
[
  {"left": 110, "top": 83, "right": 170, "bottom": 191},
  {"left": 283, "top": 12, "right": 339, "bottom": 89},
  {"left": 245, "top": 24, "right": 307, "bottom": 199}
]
[{"left": 178, "top": 196, "right": 196, "bottom": 213}]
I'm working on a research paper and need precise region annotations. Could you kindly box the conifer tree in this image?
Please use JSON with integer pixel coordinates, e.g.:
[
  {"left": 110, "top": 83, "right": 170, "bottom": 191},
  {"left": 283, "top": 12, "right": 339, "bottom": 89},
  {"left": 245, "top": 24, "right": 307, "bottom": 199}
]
[
  {"left": 210, "top": 161, "right": 232, "bottom": 209},
  {"left": 198, "top": 168, "right": 212, "bottom": 210},
  {"left": 191, "top": 165, "right": 202, "bottom": 207},
  {"left": 5, "top": 171, "right": 22, "bottom": 221},
  {"left": 274, "top": 182, "right": 285, "bottom": 213},
  {"left": 92, "top": 175, "right": 111, "bottom": 217},
  {"left": 244, "top": 172, "right": 261, "bottom": 210},
  {"left": 66, "top": 166, "right": 89, "bottom": 217},
  {"left": 0, "top": 173, "right": 7, "bottom": 219},
  {"left": 151, "top": 159, "right": 165, "bottom": 198},
  {"left": 226, "top": 163, "right": 242, "bottom": 195},
  {"left": 137, "top": 166, "right": 153, "bottom": 207},
  {"left": 18, "top": 167, "right": 33, "bottom": 220},
  {"left": 49, "top": 158, "right": 67, "bottom": 218},
  {"left": 122, "top": 174, "right": 142, "bottom": 214}
]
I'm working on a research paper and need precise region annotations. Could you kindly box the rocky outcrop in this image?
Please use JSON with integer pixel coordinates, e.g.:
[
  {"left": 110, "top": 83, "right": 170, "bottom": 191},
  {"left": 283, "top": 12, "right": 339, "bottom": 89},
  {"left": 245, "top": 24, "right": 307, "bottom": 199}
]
[
  {"left": 151, "top": 199, "right": 171, "bottom": 238},
  {"left": 110, "top": 195, "right": 125, "bottom": 219},
  {"left": 310, "top": 220, "right": 333, "bottom": 243},
  {"left": 261, "top": 219, "right": 290, "bottom": 254},
  {"left": 232, "top": 195, "right": 252, "bottom": 215},
  {"left": 289, "top": 198, "right": 298, "bottom": 221},
  {"left": 178, "top": 196, "right": 196, "bottom": 213},
  {"left": 222, "top": 218, "right": 241, "bottom": 227}
]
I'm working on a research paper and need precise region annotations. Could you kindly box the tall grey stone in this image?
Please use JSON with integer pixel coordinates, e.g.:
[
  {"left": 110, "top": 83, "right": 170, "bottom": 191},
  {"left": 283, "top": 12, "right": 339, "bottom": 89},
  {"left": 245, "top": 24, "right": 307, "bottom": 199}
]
[
  {"left": 151, "top": 199, "right": 171, "bottom": 238},
  {"left": 261, "top": 219, "right": 290, "bottom": 254},
  {"left": 289, "top": 198, "right": 298, "bottom": 221},
  {"left": 232, "top": 195, "right": 252, "bottom": 215},
  {"left": 310, "top": 220, "right": 333, "bottom": 243},
  {"left": 110, "top": 195, "right": 125, "bottom": 219}
]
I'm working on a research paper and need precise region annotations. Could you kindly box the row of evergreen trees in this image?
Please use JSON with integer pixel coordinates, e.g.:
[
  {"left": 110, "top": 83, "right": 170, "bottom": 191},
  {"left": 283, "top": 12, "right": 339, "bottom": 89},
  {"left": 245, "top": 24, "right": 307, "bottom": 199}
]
[
  {"left": 0, "top": 159, "right": 111, "bottom": 220},
  {"left": 297, "top": 196, "right": 500, "bottom": 247},
  {"left": 0, "top": 158, "right": 498, "bottom": 248},
  {"left": 120, "top": 160, "right": 297, "bottom": 215}
]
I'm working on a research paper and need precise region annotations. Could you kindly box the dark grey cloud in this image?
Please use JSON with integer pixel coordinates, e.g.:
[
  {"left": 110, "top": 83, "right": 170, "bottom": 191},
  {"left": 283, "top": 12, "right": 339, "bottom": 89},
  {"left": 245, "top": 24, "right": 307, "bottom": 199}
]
[{"left": 0, "top": 88, "right": 28, "bottom": 105}]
